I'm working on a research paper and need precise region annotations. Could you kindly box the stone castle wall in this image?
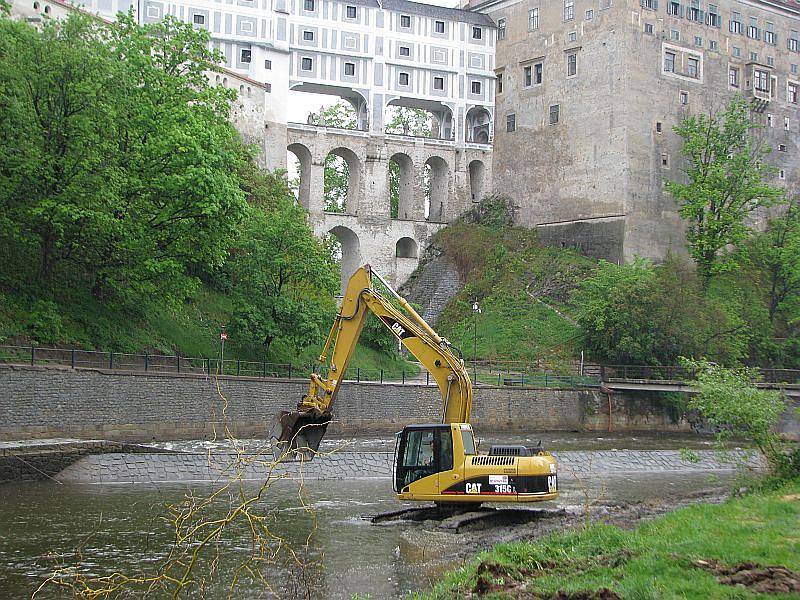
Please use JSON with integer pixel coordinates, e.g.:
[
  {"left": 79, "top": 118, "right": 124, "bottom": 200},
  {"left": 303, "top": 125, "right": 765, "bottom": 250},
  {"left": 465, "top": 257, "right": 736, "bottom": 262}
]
[{"left": 0, "top": 364, "right": 688, "bottom": 442}]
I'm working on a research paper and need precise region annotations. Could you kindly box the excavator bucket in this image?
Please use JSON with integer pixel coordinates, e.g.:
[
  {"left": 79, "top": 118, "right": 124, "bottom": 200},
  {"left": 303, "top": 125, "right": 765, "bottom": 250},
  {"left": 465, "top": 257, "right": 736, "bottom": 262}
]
[{"left": 269, "top": 409, "right": 331, "bottom": 462}]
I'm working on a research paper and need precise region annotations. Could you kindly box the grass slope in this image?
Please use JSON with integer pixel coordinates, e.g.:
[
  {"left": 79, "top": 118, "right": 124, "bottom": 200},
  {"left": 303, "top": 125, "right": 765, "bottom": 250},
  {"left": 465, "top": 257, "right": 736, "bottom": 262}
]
[
  {"left": 419, "top": 481, "right": 800, "bottom": 599},
  {"left": 433, "top": 223, "right": 595, "bottom": 365},
  {"left": 0, "top": 283, "right": 415, "bottom": 376}
]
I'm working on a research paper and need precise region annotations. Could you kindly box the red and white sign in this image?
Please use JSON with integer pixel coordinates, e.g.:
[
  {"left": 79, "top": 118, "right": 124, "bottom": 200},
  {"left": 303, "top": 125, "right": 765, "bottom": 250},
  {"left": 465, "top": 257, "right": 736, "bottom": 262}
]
[{"left": 220, "top": 332, "right": 228, "bottom": 341}]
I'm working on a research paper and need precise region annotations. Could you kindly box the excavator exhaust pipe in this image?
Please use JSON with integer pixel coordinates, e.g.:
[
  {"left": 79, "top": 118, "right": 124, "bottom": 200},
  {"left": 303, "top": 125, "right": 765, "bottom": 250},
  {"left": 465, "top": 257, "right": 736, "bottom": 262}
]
[{"left": 269, "top": 410, "right": 331, "bottom": 462}]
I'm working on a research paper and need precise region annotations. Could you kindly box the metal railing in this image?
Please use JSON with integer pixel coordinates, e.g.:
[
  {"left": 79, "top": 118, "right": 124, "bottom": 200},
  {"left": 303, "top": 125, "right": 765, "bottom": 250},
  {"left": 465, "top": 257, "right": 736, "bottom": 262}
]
[
  {"left": 599, "top": 364, "right": 800, "bottom": 385},
  {"left": 4, "top": 345, "right": 795, "bottom": 387}
]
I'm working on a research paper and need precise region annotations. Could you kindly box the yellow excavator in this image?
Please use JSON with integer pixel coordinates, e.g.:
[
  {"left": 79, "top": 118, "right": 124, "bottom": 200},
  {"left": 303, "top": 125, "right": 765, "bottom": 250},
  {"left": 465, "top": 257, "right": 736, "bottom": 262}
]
[{"left": 271, "top": 265, "right": 557, "bottom": 507}]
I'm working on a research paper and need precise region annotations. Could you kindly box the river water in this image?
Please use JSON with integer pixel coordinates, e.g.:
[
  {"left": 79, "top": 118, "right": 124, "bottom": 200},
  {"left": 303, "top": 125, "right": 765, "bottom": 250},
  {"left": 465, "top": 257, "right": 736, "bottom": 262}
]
[{"left": 0, "top": 434, "right": 734, "bottom": 599}]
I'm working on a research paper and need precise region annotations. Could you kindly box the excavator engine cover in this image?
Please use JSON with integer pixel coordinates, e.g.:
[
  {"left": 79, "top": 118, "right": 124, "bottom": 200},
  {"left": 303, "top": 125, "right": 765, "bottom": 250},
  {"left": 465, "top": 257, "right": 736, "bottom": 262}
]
[{"left": 270, "top": 409, "right": 331, "bottom": 462}]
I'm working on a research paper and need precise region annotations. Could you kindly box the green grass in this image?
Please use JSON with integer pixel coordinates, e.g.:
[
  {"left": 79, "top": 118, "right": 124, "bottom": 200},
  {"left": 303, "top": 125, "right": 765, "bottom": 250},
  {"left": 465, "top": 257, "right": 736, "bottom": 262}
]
[
  {"left": 0, "top": 281, "right": 418, "bottom": 373},
  {"left": 418, "top": 480, "right": 800, "bottom": 599},
  {"left": 432, "top": 223, "right": 594, "bottom": 365}
]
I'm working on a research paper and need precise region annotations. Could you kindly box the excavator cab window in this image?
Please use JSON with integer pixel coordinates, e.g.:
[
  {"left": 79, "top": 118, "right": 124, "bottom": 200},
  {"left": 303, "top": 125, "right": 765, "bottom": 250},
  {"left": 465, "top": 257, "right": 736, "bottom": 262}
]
[{"left": 395, "top": 426, "right": 452, "bottom": 490}]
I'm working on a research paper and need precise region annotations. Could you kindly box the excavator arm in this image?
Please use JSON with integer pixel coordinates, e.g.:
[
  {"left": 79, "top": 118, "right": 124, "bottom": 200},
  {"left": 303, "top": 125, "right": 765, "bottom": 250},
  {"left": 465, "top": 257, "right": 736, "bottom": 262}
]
[{"left": 271, "top": 264, "right": 472, "bottom": 460}]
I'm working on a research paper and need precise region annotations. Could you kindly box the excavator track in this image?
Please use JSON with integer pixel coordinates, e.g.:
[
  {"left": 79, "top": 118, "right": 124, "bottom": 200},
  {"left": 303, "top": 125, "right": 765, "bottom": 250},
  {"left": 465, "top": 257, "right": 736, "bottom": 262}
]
[{"left": 371, "top": 505, "right": 565, "bottom": 533}]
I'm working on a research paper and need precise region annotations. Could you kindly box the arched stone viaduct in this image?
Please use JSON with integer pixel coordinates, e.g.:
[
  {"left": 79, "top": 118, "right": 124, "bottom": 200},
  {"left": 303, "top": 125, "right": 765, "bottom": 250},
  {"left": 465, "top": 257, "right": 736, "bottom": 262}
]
[{"left": 287, "top": 123, "right": 493, "bottom": 289}]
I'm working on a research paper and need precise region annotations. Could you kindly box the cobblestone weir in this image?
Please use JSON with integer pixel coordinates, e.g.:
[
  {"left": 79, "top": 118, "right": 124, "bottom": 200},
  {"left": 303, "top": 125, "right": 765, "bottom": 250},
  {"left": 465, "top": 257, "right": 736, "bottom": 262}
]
[{"left": 54, "top": 450, "right": 761, "bottom": 484}]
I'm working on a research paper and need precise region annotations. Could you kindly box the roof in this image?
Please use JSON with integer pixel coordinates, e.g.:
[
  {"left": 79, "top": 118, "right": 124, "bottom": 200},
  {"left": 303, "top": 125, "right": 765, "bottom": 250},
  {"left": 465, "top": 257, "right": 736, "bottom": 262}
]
[
  {"left": 469, "top": 0, "right": 798, "bottom": 15},
  {"left": 340, "top": 0, "right": 496, "bottom": 26},
  {"left": 382, "top": 0, "right": 496, "bottom": 27}
]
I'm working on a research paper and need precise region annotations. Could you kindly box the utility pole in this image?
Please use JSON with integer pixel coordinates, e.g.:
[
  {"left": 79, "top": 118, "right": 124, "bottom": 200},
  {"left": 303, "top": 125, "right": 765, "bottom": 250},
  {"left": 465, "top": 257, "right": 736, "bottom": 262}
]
[{"left": 219, "top": 330, "right": 228, "bottom": 375}]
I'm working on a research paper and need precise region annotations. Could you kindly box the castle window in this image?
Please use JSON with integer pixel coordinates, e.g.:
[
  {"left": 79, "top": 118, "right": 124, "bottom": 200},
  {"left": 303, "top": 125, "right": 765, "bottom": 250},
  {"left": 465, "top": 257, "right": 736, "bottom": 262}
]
[
  {"left": 779, "top": 143, "right": 787, "bottom": 152},
  {"left": 563, "top": 0, "right": 574, "bottom": 21},
  {"left": 790, "top": 32, "right": 799, "bottom": 52},
  {"left": 399, "top": 72, "right": 409, "bottom": 85},
  {"left": 529, "top": 7, "right": 539, "bottom": 30},
  {"left": 733, "top": 46, "right": 741, "bottom": 58},
  {"left": 754, "top": 69, "right": 769, "bottom": 92},
  {"left": 664, "top": 51, "right": 675, "bottom": 72},
  {"left": 729, "top": 66, "right": 739, "bottom": 87},
  {"left": 747, "top": 17, "right": 760, "bottom": 40},
  {"left": 265, "top": 59, "right": 272, "bottom": 69},
  {"left": 193, "top": 13, "right": 205, "bottom": 25},
  {"left": 472, "top": 26, "right": 482, "bottom": 39},
  {"left": 667, "top": 0, "right": 682, "bottom": 17},
  {"left": 767, "top": 56, "right": 774, "bottom": 67},
  {"left": 434, "top": 76, "right": 444, "bottom": 90},
  {"left": 301, "top": 57, "right": 313, "bottom": 71},
  {"left": 694, "top": 36, "right": 702, "bottom": 46},
  {"left": 640, "top": 0, "right": 656, "bottom": 11},
  {"left": 549, "top": 104, "right": 559, "bottom": 124},
  {"left": 344, "top": 62, "right": 355, "bottom": 76},
  {"left": 656, "top": 121, "right": 662, "bottom": 132},
  {"left": 240, "top": 48, "right": 251, "bottom": 63},
  {"left": 793, "top": 65, "right": 799, "bottom": 76},
  {"left": 496, "top": 73, "right": 503, "bottom": 93},
  {"left": 750, "top": 51, "right": 758, "bottom": 62},
  {"left": 767, "top": 114, "right": 774, "bottom": 127},
  {"left": 586, "top": 9, "right": 593, "bottom": 19},
  {"left": 567, "top": 52, "right": 577, "bottom": 76},
  {"left": 303, "top": 30, "right": 314, "bottom": 41},
  {"left": 568, "top": 31, "right": 577, "bottom": 42},
  {"left": 765, "top": 22, "right": 776, "bottom": 45},
  {"left": 506, "top": 113, "right": 516, "bottom": 132},
  {"left": 784, "top": 117, "right": 790, "bottom": 130},
  {"left": 399, "top": 46, "right": 410, "bottom": 57},
  {"left": 346, "top": 5, "right": 357, "bottom": 18},
  {"left": 670, "top": 29, "right": 679, "bottom": 41},
  {"left": 497, "top": 18, "right": 506, "bottom": 39},
  {"left": 644, "top": 23, "right": 654, "bottom": 34},
  {"left": 400, "top": 15, "right": 411, "bottom": 28},
  {"left": 303, "top": 0, "right": 314, "bottom": 10},
  {"left": 661, "top": 153, "right": 669, "bottom": 167},
  {"left": 687, "top": 0, "right": 701, "bottom": 22},
  {"left": 788, "top": 82, "right": 798, "bottom": 104},
  {"left": 687, "top": 56, "right": 699, "bottom": 78},
  {"left": 779, "top": 170, "right": 786, "bottom": 180},
  {"left": 709, "top": 40, "right": 718, "bottom": 51},
  {"left": 679, "top": 90, "right": 688, "bottom": 104},
  {"left": 707, "top": 4, "right": 721, "bottom": 27},
  {"left": 729, "top": 12, "right": 743, "bottom": 34},
  {"left": 435, "top": 20, "right": 445, "bottom": 34},
  {"left": 471, "top": 80, "right": 482, "bottom": 94}
]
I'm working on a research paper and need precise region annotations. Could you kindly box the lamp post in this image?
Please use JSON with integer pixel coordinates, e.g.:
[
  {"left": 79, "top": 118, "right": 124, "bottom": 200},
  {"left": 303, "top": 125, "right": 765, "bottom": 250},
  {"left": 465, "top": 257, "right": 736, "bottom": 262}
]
[{"left": 471, "top": 300, "right": 481, "bottom": 365}]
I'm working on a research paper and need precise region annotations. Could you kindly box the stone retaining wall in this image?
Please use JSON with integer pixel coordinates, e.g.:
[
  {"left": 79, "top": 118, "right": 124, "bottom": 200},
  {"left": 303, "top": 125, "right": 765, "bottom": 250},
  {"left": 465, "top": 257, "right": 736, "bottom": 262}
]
[
  {"left": 0, "top": 439, "right": 172, "bottom": 483},
  {"left": 0, "top": 364, "right": 688, "bottom": 442},
  {"left": 54, "top": 449, "right": 758, "bottom": 484}
]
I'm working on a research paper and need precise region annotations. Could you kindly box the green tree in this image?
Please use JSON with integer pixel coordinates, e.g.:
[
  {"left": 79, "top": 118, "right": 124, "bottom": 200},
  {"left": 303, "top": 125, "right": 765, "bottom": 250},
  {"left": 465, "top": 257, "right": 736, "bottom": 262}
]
[
  {"left": 229, "top": 169, "right": 339, "bottom": 356},
  {"left": 0, "top": 12, "right": 246, "bottom": 307},
  {"left": 684, "top": 359, "right": 797, "bottom": 480},
  {"left": 666, "top": 97, "right": 784, "bottom": 283},
  {"left": 745, "top": 202, "right": 800, "bottom": 322},
  {"left": 572, "top": 258, "right": 750, "bottom": 365}
]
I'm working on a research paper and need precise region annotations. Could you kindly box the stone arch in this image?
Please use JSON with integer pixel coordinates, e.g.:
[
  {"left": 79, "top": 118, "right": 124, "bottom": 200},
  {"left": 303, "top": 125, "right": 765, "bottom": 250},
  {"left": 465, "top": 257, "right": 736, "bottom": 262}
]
[
  {"left": 287, "top": 142, "right": 312, "bottom": 209},
  {"left": 468, "top": 159, "right": 486, "bottom": 202},
  {"left": 465, "top": 106, "right": 492, "bottom": 144},
  {"left": 389, "top": 152, "right": 415, "bottom": 220},
  {"left": 386, "top": 98, "right": 454, "bottom": 140},
  {"left": 289, "top": 82, "right": 369, "bottom": 131},
  {"left": 424, "top": 156, "right": 449, "bottom": 222},
  {"left": 329, "top": 225, "right": 361, "bottom": 292},
  {"left": 324, "top": 146, "right": 360, "bottom": 214},
  {"left": 395, "top": 237, "right": 418, "bottom": 259}
]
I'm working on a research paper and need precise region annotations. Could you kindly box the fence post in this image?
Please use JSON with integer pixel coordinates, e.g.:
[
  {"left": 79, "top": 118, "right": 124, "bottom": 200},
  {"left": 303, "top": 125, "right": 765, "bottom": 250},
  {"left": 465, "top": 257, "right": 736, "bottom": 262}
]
[
  {"left": 237, "top": 359, "right": 241, "bottom": 376},
  {"left": 177, "top": 354, "right": 181, "bottom": 373},
  {"left": 262, "top": 361, "right": 266, "bottom": 378},
  {"left": 109, "top": 351, "right": 114, "bottom": 370},
  {"left": 144, "top": 352, "right": 149, "bottom": 372},
  {"left": 426, "top": 371, "right": 429, "bottom": 385},
  {"left": 402, "top": 370, "right": 405, "bottom": 384},
  {"left": 71, "top": 349, "right": 75, "bottom": 369},
  {"left": 380, "top": 369, "right": 384, "bottom": 384},
  {"left": 30, "top": 345, "right": 35, "bottom": 366},
  {"left": 497, "top": 372, "right": 501, "bottom": 386},
  {"left": 521, "top": 373, "right": 525, "bottom": 387},
  {"left": 288, "top": 364, "right": 292, "bottom": 379},
  {"left": 600, "top": 365, "right": 605, "bottom": 381},
  {"left": 207, "top": 358, "right": 211, "bottom": 375}
]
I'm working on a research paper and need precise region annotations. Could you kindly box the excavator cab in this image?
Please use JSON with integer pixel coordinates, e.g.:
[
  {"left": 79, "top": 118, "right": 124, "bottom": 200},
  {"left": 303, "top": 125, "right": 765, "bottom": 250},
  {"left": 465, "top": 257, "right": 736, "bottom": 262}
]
[{"left": 394, "top": 425, "right": 458, "bottom": 492}]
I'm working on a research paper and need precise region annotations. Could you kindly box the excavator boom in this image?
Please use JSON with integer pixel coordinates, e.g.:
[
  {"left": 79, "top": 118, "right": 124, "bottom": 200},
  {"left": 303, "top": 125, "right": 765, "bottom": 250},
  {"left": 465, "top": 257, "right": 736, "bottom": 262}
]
[{"left": 271, "top": 265, "right": 472, "bottom": 461}]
